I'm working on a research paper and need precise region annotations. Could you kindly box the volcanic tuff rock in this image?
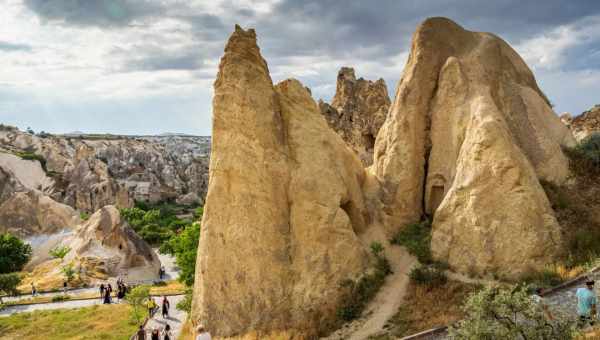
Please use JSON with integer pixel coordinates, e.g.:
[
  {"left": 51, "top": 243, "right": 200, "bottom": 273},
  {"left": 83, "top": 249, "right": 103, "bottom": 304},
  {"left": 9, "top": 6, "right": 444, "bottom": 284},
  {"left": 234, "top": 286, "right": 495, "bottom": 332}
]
[
  {"left": 561, "top": 105, "right": 600, "bottom": 141},
  {"left": 0, "top": 127, "right": 210, "bottom": 212},
  {"left": 194, "top": 18, "right": 579, "bottom": 338},
  {"left": 319, "top": 67, "right": 390, "bottom": 165},
  {"left": 373, "top": 18, "right": 574, "bottom": 277},
  {"left": 192, "top": 25, "right": 369, "bottom": 339}
]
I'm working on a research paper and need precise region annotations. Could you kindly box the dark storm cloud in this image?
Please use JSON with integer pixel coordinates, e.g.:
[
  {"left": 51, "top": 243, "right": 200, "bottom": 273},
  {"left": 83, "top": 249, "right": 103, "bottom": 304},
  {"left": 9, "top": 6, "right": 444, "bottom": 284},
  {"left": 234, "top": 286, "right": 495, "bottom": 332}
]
[
  {"left": 23, "top": 0, "right": 164, "bottom": 26},
  {"left": 0, "top": 41, "right": 32, "bottom": 52}
]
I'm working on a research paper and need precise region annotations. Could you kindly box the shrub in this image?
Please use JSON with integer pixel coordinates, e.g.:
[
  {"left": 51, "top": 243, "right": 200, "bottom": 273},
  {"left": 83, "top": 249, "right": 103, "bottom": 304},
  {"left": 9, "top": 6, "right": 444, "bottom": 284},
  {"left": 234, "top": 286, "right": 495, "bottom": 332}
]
[
  {"left": 336, "top": 242, "right": 392, "bottom": 321},
  {"left": 577, "top": 133, "right": 600, "bottom": 167},
  {"left": 391, "top": 220, "right": 432, "bottom": 264},
  {"left": 79, "top": 212, "right": 89, "bottom": 221},
  {"left": 49, "top": 245, "right": 71, "bottom": 261},
  {"left": 159, "top": 222, "right": 201, "bottom": 286},
  {"left": 176, "top": 288, "right": 193, "bottom": 313},
  {"left": 126, "top": 285, "right": 150, "bottom": 325},
  {"left": 62, "top": 263, "right": 76, "bottom": 283},
  {"left": 51, "top": 294, "right": 71, "bottom": 302},
  {"left": 0, "top": 233, "right": 32, "bottom": 274},
  {"left": 15, "top": 151, "right": 47, "bottom": 172},
  {"left": 409, "top": 264, "right": 448, "bottom": 288},
  {"left": 0, "top": 273, "right": 21, "bottom": 303},
  {"left": 449, "top": 285, "right": 576, "bottom": 339}
]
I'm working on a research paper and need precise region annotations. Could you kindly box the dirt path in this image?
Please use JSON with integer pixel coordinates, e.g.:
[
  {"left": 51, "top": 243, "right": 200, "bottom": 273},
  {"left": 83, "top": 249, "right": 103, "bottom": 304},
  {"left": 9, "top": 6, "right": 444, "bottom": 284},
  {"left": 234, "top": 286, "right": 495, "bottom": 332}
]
[{"left": 323, "top": 239, "right": 417, "bottom": 340}]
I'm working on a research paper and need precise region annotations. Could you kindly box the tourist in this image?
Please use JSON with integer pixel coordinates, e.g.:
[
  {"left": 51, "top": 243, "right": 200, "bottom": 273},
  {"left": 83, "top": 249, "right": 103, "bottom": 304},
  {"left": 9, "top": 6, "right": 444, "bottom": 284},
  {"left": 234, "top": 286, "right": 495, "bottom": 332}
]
[
  {"left": 163, "top": 324, "right": 172, "bottom": 340},
  {"left": 136, "top": 325, "right": 146, "bottom": 340},
  {"left": 31, "top": 282, "right": 37, "bottom": 297},
  {"left": 196, "top": 325, "right": 212, "bottom": 340},
  {"left": 103, "top": 286, "right": 112, "bottom": 304},
  {"left": 577, "top": 280, "right": 598, "bottom": 328},
  {"left": 531, "top": 287, "right": 553, "bottom": 320},
  {"left": 159, "top": 266, "right": 165, "bottom": 280},
  {"left": 63, "top": 281, "right": 68, "bottom": 294},
  {"left": 151, "top": 329, "right": 160, "bottom": 340},
  {"left": 99, "top": 283, "right": 105, "bottom": 301},
  {"left": 147, "top": 297, "right": 157, "bottom": 318},
  {"left": 117, "top": 284, "right": 125, "bottom": 302},
  {"left": 107, "top": 283, "right": 113, "bottom": 294},
  {"left": 162, "top": 295, "right": 170, "bottom": 318}
]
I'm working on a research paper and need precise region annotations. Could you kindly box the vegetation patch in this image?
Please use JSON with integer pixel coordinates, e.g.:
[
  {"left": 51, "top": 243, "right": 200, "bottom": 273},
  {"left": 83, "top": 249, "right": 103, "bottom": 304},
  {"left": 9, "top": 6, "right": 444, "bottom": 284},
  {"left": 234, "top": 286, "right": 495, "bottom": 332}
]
[
  {"left": 409, "top": 262, "right": 448, "bottom": 288},
  {"left": 14, "top": 151, "right": 47, "bottom": 172},
  {"left": 376, "top": 280, "right": 480, "bottom": 338},
  {"left": 336, "top": 242, "right": 392, "bottom": 322},
  {"left": 0, "top": 304, "right": 138, "bottom": 340},
  {"left": 391, "top": 220, "right": 432, "bottom": 264}
]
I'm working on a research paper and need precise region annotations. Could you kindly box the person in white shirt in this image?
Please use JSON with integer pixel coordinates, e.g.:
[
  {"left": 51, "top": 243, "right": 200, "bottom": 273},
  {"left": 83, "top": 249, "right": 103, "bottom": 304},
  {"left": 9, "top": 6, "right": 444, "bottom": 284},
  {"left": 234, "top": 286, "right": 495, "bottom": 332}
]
[{"left": 196, "top": 325, "right": 212, "bottom": 340}]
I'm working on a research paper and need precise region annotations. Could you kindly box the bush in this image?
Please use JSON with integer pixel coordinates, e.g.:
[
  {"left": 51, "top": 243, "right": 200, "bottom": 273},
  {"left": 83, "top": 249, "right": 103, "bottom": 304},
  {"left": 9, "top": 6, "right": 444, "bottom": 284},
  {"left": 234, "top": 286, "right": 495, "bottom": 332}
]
[
  {"left": 159, "top": 221, "right": 201, "bottom": 286},
  {"left": 0, "top": 273, "right": 21, "bottom": 303},
  {"left": 409, "top": 264, "right": 448, "bottom": 288},
  {"left": 51, "top": 295, "right": 71, "bottom": 302},
  {"left": 391, "top": 220, "right": 432, "bottom": 264},
  {"left": 449, "top": 285, "right": 576, "bottom": 339},
  {"left": 126, "top": 285, "right": 151, "bottom": 325},
  {"left": 79, "top": 212, "right": 89, "bottom": 221},
  {"left": 176, "top": 288, "right": 193, "bottom": 313},
  {"left": 577, "top": 133, "right": 600, "bottom": 167},
  {"left": 0, "top": 233, "right": 32, "bottom": 274},
  {"left": 336, "top": 242, "right": 392, "bottom": 321},
  {"left": 49, "top": 245, "right": 71, "bottom": 261}
]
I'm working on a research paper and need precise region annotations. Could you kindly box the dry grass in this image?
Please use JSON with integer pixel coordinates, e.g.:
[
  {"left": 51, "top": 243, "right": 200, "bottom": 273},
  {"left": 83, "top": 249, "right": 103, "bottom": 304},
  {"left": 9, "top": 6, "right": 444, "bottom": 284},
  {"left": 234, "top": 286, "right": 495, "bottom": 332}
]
[
  {"left": 150, "top": 280, "right": 186, "bottom": 296},
  {"left": 378, "top": 280, "right": 480, "bottom": 338},
  {"left": 0, "top": 304, "right": 137, "bottom": 340}
]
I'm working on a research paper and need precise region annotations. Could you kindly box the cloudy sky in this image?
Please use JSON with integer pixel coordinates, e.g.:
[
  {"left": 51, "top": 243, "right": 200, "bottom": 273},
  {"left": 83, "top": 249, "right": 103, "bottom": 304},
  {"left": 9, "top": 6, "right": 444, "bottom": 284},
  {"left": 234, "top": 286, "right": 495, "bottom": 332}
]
[{"left": 1, "top": 0, "right": 600, "bottom": 136}]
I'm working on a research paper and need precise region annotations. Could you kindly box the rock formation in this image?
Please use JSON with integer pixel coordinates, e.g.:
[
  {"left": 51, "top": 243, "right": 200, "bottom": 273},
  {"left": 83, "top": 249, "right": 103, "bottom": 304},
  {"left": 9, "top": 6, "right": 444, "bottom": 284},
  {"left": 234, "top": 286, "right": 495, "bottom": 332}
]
[
  {"left": 194, "top": 19, "right": 579, "bottom": 337},
  {"left": 561, "top": 105, "right": 600, "bottom": 141},
  {"left": 373, "top": 18, "right": 574, "bottom": 277},
  {"left": 0, "top": 127, "right": 210, "bottom": 212},
  {"left": 192, "top": 25, "right": 370, "bottom": 339},
  {"left": 319, "top": 68, "right": 390, "bottom": 165},
  {"left": 65, "top": 205, "right": 160, "bottom": 280}
]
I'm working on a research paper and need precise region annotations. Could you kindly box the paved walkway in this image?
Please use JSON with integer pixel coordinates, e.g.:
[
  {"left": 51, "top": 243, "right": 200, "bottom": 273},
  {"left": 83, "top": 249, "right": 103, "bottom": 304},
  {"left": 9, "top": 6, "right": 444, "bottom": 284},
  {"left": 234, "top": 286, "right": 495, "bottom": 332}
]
[
  {"left": 0, "top": 297, "right": 104, "bottom": 316},
  {"left": 142, "top": 295, "right": 186, "bottom": 340}
]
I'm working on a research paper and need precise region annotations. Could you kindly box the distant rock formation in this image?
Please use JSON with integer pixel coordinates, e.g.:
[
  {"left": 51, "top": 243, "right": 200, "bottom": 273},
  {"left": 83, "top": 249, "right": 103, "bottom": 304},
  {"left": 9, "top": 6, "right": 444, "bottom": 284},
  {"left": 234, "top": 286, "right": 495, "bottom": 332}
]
[
  {"left": 561, "top": 105, "right": 600, "bottom": 141},
  {"left": 319, "top": 67, "right": 390, "bottom": 165},
  {"left": 0, "top": 128, "right": 210, "bottom": 212},
  {"left": 193, "top": 18, "right": 577, "bottom": 338},
  {"left": 192, "top": 25, "right": 369, "bottom": 339}
]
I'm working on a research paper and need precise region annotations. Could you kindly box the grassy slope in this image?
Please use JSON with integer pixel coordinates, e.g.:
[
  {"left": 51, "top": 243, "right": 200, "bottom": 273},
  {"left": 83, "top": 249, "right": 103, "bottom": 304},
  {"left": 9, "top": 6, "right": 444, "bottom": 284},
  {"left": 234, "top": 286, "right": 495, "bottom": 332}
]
[{"left": 0, "top": 304, "right": 137, "bottom": 340}]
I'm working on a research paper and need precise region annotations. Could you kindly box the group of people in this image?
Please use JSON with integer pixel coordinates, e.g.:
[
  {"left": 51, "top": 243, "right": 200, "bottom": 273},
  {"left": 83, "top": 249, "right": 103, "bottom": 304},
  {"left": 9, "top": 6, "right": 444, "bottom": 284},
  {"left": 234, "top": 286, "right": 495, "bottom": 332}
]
[
  {"left": 146, "top": 295, "right": 171, "bottom": 319},
  {"left": 136, "top": 324, "right": 173, "bottom": 340},
  {"left": 100, "top": 277, "right": 130, "bottom": 304}
]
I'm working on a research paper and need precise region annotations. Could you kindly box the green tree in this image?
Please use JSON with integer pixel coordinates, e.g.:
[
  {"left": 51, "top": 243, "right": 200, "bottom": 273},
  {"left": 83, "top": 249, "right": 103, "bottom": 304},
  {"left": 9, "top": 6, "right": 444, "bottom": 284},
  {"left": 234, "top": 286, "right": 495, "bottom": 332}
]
[
  {"left": 0, "top": 273, "right": 21, "bottom": 303},
  {"left": 49, "top": 245, "right": 71, "bottom": 261},
  {"left": 126, "top": 285, "right": 150, "bottom": 325},
  {"left": 449, "top": 285, "right": 576, "bottom": 339},
  {"left": 159, "top": 221, "right": 200, "bottom": 286},
  {"left": 0, "top": 233, "right": 32, "bottom": 274},
  {"left": 61, "top": 263, "right": 76, "bottom": 283}
]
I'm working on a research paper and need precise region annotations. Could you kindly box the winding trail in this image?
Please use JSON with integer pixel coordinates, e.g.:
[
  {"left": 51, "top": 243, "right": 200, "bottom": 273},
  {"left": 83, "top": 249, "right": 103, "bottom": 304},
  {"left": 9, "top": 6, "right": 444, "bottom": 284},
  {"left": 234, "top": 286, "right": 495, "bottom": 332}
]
[{"left": 322, "top": 244, "right": 417, "bottom": 340}]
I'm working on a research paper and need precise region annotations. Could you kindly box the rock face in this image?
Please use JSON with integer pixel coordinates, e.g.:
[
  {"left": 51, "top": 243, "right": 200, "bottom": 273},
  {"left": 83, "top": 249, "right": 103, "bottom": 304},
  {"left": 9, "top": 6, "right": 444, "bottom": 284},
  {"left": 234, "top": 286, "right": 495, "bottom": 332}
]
[
  {"left": 192, "top": 25, "right": 369, "bottom": 338},
  {"left": 0, "top": 127, "right": 210, "bottom": 212},
  {"left": 66, "top": 205, "right": 160, "bottom": 280},
  {"left": 0, "top": 153, "right": 80, "bottom": 237},
  {"left": 561, "top": 105, "right": 600, "bottom": 141},
  {"left": 373, "top": 18, "right": 573, "bottom": 277},
  {"left": 319, "top": 67, "right": 390, "bottom": 165}
]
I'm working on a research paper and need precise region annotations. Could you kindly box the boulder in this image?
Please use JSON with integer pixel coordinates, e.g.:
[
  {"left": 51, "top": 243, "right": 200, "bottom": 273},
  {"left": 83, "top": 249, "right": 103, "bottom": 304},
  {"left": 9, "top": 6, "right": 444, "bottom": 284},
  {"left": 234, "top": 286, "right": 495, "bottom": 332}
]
[
  {"left": 192, "top": 25, "right": 369, "bottom": 338},
  {"left": 319, "top": 67, "right": 390, "bottom": 166}
]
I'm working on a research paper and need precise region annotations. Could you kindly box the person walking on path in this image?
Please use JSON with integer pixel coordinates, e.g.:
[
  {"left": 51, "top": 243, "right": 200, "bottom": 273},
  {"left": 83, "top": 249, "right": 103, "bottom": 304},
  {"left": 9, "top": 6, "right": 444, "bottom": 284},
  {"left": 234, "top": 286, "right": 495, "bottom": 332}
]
[
  {"left": 31, "top": 282, "right": 37, "bottom": 297},
  {"left": 163, "top": 324, "right": 172, "bottom": 340},
  {"left": 532, "top": 287, "right": 554, "bottom": 320},
  {"left": 196, "top": 325, "right": 212, "bottom": 340},
  {"left": 577, "top": 280, "right": 598, "bottom": 328},
  {"left": 103, "top": 287, "right": 112, "bottom": 304},
  {"left": 99, "top": 283, "right": 105, "bottom": 301},
  {"left": 151, "top": 329, "right": 160, "bottom": 340},
  {"left": 161, "top": 296, "right": 170, "bottom": 319},
  {"left": 146, "top": 297, "right": 157, "bottom": 318},
  {"left": 63, "top": 281, "right": 68, "bottom": 294},
  {"left": 136, "top": 325, "right": 146, "bottom": 340}
]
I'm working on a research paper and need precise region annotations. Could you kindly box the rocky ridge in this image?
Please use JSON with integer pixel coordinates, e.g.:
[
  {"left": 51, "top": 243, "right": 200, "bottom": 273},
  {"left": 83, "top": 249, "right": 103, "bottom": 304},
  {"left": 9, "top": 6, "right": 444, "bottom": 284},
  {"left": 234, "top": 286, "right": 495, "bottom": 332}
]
[
  {"left": 561, "top": 105, "right": 600, "bottom": 141},
  {"left": 319, "top": 67, "right": 390, "bottom": 165}
]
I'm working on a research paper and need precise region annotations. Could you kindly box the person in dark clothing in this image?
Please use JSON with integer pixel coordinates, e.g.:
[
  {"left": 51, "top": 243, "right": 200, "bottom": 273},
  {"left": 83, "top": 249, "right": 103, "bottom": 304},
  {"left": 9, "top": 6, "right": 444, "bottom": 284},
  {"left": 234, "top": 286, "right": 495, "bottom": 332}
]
[
  {"left": 151, "top": 329, "right": 160, "bottom": 340},
  {"left": 161, "top": 296, "right": 170, "bottom": 318},
  {"left": 136, "top": 325, "right": 146, "bottom": 340},
  {"left": 103, "top": 287, "right": 111, "bottom": 304},
  {"left": 99, "top": 284, "right": 105, "bottom": 301},
  {"left": 163, "top": 324, "right": 172, "bottom": 340}
]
